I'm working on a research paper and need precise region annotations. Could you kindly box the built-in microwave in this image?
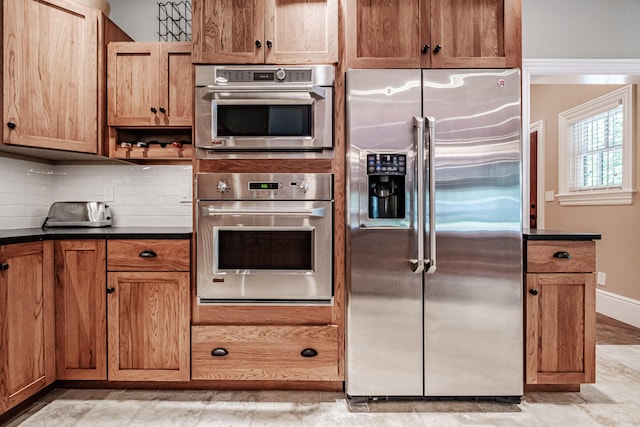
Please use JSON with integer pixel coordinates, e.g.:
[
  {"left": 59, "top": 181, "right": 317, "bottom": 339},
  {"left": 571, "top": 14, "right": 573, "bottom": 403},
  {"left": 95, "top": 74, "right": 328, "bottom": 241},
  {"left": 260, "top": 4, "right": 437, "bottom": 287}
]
[{"left": 194, "top": 65, "right": 334, "bottom": 159}]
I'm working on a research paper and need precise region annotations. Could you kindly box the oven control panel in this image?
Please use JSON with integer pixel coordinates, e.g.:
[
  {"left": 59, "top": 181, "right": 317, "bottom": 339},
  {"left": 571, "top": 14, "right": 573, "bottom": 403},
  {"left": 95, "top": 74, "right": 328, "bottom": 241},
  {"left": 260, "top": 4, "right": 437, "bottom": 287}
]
[
  {"left": 197, "top": 173, "right": 333, "bottom": 201},
  {"left": 215, "top": 68, "right": 312, "bottom": 84}
]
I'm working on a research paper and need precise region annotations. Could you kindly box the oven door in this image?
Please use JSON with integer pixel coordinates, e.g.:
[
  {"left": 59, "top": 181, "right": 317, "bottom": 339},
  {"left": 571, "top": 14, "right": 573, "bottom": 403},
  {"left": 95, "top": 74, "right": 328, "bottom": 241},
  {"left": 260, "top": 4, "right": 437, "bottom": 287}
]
[
  {"left": 197, "top": 200, "right": 333, "bottom": 303},
  {"left": 195, "top": 87, "right": 333, "bottom": 152}
]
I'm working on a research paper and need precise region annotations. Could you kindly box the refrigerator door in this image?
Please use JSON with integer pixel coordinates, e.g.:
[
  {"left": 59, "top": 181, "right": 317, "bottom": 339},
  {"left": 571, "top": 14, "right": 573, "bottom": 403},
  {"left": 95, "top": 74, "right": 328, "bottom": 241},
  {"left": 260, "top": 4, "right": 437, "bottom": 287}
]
[
  {"left": 346, "top": 69, "right": 424, "bottom": 397},
  {"left": 422, "top": 69, "right": 523, "bottom": 397}
]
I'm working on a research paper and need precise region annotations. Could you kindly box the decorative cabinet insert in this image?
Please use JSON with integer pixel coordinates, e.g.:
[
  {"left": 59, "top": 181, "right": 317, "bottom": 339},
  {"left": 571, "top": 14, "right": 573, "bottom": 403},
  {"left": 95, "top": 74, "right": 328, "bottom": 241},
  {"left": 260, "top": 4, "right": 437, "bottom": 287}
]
[
  {"left": 0, "top": 241, "right": 55, "bottom": 414},
  {"left": 346, "top": 0, "right": 521, "bottom": 69},
  {"left": 191, "top": 0, "right": 338, "bottom": 64},
  {"left": 2, "top": 0, "right": 101, "bottom": 153},
  {"left": 524, "top": 240, "right": 596, "bottom": 386}
]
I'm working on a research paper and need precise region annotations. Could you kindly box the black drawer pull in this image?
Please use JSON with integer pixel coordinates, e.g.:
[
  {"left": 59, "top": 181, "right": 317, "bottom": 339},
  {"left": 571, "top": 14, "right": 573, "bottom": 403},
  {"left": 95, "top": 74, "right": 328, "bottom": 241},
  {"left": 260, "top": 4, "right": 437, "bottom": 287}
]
[
  {"left": 529, "top": 289, "right": 539, "bottom": 296},
  {"left": 0, "top": 263, "right": 9, "bottom": 271},
  {"left": 301, "top": 348, "right": 318, "bottom": 358},
  {"left": 211, "top": 348, "right": 228, "bottom": 357},
  {"left": 139, "top": 250, "right": 158, "bottom": 258},
  {"left": 106, "top": 287, "right": 115, "bottom": 294},
  {"left": 553, "top": 251, "right": 571, "bottom": 259}
]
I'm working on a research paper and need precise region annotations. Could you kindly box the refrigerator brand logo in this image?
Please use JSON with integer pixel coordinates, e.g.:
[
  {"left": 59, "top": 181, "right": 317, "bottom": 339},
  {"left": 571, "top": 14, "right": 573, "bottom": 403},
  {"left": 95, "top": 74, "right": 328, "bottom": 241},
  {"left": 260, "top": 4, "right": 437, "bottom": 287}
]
[
  {"left": 498, "top": 79, "right": 506, "bottom": 88},
  {"left": 213, "top": 278, "right": 225, "bottom": 283}
]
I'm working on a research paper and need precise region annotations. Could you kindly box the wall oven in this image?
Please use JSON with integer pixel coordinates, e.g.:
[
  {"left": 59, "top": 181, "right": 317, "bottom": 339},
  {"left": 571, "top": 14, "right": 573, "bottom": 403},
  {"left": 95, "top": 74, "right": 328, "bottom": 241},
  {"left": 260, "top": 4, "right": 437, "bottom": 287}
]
[
  {"left": 195, "top": 65, "right": 334, "bottom": 159},
  {"left": 196, "top": 173, "right": 333, "bottom": 304}
]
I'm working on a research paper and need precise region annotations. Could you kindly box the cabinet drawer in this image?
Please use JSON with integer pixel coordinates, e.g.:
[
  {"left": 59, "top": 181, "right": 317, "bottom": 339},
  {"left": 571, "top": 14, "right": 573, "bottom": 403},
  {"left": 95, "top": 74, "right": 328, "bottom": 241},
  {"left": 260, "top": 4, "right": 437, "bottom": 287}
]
[
  {"left": 526, "top": 241, "right": 595, "bottom": 273},
  {"left": 191, "top": 325, "right": 340, "bottom": 381},
  {"left": 107, "top": 239, "right": 190, "bottom": 271}
]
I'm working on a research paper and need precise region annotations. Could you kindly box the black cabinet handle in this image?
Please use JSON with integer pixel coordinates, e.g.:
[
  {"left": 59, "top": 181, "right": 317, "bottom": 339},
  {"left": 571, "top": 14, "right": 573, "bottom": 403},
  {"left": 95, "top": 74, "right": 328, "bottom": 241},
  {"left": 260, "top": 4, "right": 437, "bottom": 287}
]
[
  {"left": 529, "top": 289, "right": 539, "bottom": 296},
  {"left": 0, "top": 263, "right": 9, "bottom": 271},
  {"left": 434, "top": 44, "right": 442, "bottom": 54},
  {"left": 150, "top": 107, "right": 157, "bottom": 113},
  {"left": 7, "top": 122, "right": 16, "bottom": 129},
  {"left": 301, "top": 348, "right": 318, "bottom": 358},
  {"left": 159, "top": 107, "right": 166, "bottom": 113},
  {"left": 421, "top": 44, "right": 430, "bottom": 54},
  {"left": 553, "top": 251, "right": 571, "bottom": 259},
  {"left": 211, "top": 348, "right": 228, "bottom": 357},
  {"left": 255, "top": 40, "right": 262, "bottom": 48},
  {"left": 139, "top": 250, "right": 157, "bottom": 258},
  {"left": 106, "top": 287, "right": 115, "bottom": 294},
  {"left": 266, "top": 40, "right": 273, "bottom": 48}
]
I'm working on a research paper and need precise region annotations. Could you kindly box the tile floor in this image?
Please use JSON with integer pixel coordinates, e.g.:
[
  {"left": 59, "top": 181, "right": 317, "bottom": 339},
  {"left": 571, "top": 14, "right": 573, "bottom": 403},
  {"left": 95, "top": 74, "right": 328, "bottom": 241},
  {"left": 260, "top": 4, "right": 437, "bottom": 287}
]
[{"left": 3, "top": 314, "right": 640, "bottom": 426}]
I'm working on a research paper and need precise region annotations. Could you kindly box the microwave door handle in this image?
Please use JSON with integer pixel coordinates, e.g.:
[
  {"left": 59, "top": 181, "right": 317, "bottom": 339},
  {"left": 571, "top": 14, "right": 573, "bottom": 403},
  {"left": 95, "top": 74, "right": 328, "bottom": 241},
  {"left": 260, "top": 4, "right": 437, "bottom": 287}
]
[
  {"left": 425, "top": 116, "right": 436, "bottom": 274},
  {"left": 411, "top": 116, "right": 425, "bottom": 274},
  {"left": 204, "top": 85, "right": 325, "bottom": 99},
  {"left": 201, "top": 207, "right": 326, "bottom": 218}
]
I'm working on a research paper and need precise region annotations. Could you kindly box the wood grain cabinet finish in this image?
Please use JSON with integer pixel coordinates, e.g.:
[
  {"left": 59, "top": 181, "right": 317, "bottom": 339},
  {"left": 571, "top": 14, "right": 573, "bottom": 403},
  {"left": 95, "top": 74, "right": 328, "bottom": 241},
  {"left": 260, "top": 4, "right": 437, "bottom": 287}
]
[
  {"left": 192, "top": 325, "right": 340, "bottom": 381},
  {"left": 54, "top": 240, "right": 107, "bottom": 380},
  {"left": 346, "top": 0, "right": 521, "bottom": 69},
  {"left": 106, "top": 239, "right": 190, "bottom": 382},
  {"left": 191, "top": 0, "right": 338, "bottom": 64},
  {"left": 0, "top": 241, "right": 55, "bottom": 414},
  {"left": 107, "top": 42, "right": 192, "bottom": 127},
  {"left": 525, "top": 240, "right": 596, "bottom": 385},
  {"left": 2, "top": 0, "right": 101, "bottom": 153}
]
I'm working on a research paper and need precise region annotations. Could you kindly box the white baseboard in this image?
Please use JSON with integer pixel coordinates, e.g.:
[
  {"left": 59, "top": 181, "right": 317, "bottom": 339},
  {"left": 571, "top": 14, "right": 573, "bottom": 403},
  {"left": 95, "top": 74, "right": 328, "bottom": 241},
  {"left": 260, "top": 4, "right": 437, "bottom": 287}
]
[{"left": 596, "top": 289, "right": 640, "bottom": 329}]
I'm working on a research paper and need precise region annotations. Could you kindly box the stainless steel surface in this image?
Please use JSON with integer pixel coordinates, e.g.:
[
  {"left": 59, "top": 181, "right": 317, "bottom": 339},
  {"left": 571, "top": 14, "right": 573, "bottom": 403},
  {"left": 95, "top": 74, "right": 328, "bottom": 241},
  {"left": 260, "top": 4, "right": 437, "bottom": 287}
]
[
  {"left": 412, "top": 117, "right": 425, "bottom": 274},
  {"left": 196, "top": 173, "right": 333, "bottom": 304},
  {"left": 346, "top": 69, "right": 522, "bottom": 399},
  {"left": 194, "top": 65, "right": 334, "bottom": 158},
  {"left": 44, "top": 201, "right": 112, "bottom": 227}
]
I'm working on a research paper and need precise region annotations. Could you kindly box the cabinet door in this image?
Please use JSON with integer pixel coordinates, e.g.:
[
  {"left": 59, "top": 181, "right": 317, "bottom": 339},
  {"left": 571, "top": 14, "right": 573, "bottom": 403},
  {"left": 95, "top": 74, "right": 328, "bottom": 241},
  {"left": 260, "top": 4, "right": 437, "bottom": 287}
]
[
  {"left": 346, "top": 0, "right": 426, "bottom": 68},
  {"left": 525, "top": 273, "right": 596, "bottom": 385},
  {"left": 107, "top": 272, "right": 190, "bottom": 381},
  {"left": 0, "top": 242, "right": 54, "bottom": 413},
  {"left": 107, "top": 43, "right": 162, "bottom": 126},
  {"left": 3, "top": 0, "right": 100, "bottom": 153},
  {"left": 54, "top": 240, "right": 107, "bottom": 380},
  {"left": 192, "top": 0, "right": 265, "bottom": 64},
  {"left": 430, "top": 0, "right": 521, "bottom": 68},
  {"left": 265, "top": 0, "right": 338, "bottom": 64},
  {"left": 161, "top": 43, "right": 193, "bottom": 127}
]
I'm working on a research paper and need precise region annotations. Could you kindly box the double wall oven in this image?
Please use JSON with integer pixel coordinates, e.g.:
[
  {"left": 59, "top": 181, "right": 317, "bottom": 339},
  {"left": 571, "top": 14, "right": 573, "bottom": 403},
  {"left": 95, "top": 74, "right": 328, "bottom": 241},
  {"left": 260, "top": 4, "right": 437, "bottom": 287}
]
[
  {"left": 196, "top": 173, "right": 333, "bottom": 304},
  {"left": 195, "top": 65, "right": 334, "bottom": 159}
]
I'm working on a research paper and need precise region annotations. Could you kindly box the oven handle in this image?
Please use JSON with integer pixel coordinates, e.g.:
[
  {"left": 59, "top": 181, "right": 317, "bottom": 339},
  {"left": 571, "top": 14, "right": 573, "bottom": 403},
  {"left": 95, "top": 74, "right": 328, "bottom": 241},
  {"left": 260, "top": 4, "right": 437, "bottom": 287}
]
[
  {"left": 205, "top": 85, "right": 326, "bottom": 99},
  {"left": 201, "top": 207, "right": 326, "bottom": 218}
]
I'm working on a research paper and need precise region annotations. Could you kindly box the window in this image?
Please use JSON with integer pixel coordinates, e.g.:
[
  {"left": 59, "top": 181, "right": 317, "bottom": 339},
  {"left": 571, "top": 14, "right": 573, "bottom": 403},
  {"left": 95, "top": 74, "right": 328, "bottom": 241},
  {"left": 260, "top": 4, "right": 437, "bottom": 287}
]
[{"left": 558, "top": 85, "right": 635, "bottom": 205}]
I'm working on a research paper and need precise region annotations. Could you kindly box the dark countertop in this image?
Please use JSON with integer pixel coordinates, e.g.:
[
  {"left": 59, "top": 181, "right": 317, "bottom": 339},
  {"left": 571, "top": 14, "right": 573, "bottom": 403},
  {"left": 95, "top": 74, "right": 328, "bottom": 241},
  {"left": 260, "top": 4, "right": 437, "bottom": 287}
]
[
  {"left": 0, "top": 226, "right": 192, "bottom": 245},
  {"left": 523, "top": 228, "right": 601, "bottom": 241}
]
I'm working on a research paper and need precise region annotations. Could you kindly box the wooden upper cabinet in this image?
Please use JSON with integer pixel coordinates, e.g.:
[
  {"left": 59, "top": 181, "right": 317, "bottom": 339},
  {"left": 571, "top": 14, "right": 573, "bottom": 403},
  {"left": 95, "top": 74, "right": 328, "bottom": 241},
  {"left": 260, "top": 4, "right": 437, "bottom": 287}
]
[
  {"left": 346, "top": 0, "right": 521, "bottom": 69},
  {"left": 2, "top": 0, "right": 101, "bottom": 153},
  {"left": 192, "top": 0, "right": 338, "bottom": 64},
  {"left": 107, "top": 42, "right": 192, "bottom": 127}
]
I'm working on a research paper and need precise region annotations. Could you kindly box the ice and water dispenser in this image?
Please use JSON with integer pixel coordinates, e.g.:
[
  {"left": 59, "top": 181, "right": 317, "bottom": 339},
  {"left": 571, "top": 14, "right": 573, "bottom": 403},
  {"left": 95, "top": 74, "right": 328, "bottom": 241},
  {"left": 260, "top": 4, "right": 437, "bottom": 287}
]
[{"left": 367, "top": 153, "right": 406, "bottom": 219}]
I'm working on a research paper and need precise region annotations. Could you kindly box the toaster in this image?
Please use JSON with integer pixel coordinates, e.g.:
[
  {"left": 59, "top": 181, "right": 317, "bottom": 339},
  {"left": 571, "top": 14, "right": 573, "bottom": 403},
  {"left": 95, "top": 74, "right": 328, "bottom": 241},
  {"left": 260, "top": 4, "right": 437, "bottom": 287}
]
[{"left": 43, "top": 202, "right": 112, "bottom": 227}]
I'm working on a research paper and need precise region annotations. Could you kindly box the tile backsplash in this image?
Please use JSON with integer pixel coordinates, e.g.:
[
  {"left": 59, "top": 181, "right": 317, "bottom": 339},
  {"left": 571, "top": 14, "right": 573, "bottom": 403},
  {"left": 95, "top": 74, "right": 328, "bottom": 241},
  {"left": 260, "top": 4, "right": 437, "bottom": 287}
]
[{"left": 0, "top": 156, "right": 192, "bottom": 229}]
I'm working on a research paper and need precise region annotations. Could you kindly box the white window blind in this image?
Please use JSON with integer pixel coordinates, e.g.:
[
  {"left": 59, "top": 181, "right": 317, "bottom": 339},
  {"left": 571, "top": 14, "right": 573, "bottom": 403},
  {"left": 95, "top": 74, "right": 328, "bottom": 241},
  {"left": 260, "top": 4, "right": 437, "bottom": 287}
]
[{"left": 569, "top": 103, "right": 623, "bottom": 191}]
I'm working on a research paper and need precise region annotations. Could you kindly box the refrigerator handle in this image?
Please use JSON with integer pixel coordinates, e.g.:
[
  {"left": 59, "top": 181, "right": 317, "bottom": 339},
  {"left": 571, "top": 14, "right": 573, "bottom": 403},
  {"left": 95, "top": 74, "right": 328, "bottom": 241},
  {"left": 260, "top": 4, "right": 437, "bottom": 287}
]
[
  {"left": 425, "top": 116, "right": 437, "bottom": 274},
  {"left": 411, "top": 117, "right": 425, "bottom": 274}
]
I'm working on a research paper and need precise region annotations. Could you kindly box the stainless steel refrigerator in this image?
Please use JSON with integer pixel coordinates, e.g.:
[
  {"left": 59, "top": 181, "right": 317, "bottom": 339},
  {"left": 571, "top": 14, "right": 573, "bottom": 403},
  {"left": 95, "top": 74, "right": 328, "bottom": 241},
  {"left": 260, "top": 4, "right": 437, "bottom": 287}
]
[{"left": 345, "top": 69, "right": 523, "bottom": 400}]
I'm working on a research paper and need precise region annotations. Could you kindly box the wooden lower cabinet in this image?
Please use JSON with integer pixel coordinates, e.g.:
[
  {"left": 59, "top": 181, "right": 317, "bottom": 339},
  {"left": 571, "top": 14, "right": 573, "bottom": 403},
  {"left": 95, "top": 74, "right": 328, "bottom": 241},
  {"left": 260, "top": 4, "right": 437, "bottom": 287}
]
[
  {"left": 55, "top": 240, "right": 107, "bottom": 380},
  {"left": 0, "top": 241, "right": 55, "bottom": 413},
  {"left": 524, "top": 240, "right": 596, "bottom": 386},
  {"left": 107, "top": 272, "right": 190, "bottom": 381},
  {"left": 192, "top": 325, "right": 340, "bottom": 381}
]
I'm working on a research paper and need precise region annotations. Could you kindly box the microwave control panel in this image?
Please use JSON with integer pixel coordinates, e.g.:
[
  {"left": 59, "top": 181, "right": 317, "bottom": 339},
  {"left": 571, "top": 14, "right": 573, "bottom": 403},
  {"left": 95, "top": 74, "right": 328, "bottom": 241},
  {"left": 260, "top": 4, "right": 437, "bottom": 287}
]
[{"left": 216, "top": 68, "right": 312, "bottom": 84}]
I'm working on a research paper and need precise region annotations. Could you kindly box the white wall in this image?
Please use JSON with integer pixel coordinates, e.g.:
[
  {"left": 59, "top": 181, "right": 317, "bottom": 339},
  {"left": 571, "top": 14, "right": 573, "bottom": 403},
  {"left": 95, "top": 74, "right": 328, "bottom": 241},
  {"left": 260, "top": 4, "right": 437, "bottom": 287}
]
[
  {"left": 0, "top": 157, "right": 192, "bottom": 229},
  {"left": 522, "top": 0, "right": 640, "bottom": 58}
]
